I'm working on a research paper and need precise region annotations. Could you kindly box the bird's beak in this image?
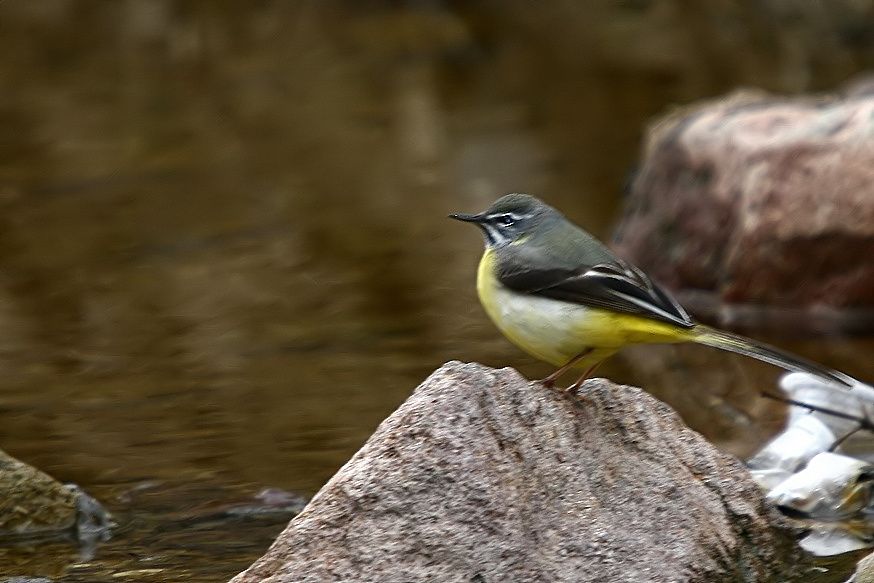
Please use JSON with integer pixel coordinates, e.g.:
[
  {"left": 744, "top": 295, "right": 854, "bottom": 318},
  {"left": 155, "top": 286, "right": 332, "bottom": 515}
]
[{"left": 448, "top": 212, "right": 485, "bottom": 223}]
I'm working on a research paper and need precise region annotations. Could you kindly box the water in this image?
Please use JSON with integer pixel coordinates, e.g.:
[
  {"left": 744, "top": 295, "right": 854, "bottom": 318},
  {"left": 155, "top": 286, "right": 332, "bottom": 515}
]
[{"left": 0, "top": 2, "right": 873, "bottom": 581}]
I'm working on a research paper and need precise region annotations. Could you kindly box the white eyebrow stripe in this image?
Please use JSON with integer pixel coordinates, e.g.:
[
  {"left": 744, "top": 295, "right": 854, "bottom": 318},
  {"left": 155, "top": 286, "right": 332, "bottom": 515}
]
[{"left": 487, "top": 212, "right": 527, "bottom": 221}]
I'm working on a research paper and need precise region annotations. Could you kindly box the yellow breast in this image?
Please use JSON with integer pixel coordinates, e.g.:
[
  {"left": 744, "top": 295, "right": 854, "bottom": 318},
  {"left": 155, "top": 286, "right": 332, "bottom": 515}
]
[{"left": 475, "top": 249, "right": 686, "bottom": 367}]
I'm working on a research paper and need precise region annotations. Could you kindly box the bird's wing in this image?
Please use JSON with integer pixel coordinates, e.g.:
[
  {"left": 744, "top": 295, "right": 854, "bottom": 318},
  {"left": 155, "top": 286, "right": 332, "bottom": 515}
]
[{"left": 499, "top": 259, "right": 694, "bottom": 328}]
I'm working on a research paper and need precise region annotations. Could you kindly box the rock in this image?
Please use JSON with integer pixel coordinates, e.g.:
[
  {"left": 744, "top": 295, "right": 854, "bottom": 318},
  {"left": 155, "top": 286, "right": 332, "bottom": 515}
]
[
  {"left": 851, "top": 551, "right": 874, "bottom": 583},
  {"left": 0, "top": 449, "right": 111, "bottom": 546},
  {"left": 0, "top": 450, "right": 78, "bottom": 535},
  {"left": 231, "top": 362, "right": 806, "bottom": 583},
  {"left": 613, "top": 82, "right": 874, "bottom": 331}
]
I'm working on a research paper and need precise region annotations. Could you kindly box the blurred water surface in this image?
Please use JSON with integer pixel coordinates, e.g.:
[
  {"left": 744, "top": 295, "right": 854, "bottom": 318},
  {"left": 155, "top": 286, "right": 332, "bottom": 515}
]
[{"left": 1, "top": 2, "right": 874, "bottom": 580}]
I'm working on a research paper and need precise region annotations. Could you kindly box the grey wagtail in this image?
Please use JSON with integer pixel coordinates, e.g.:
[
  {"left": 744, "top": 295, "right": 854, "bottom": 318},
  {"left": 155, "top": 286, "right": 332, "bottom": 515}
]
[{"left": 450, "top": 193, "right": 853, "bottom": 393}]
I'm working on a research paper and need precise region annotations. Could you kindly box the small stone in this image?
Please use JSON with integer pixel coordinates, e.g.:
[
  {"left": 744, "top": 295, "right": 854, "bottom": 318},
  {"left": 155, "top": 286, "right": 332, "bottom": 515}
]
[
  {"left": 0, "top": 450, "right": 78, "bottom": 535},
  {"left": 850, "top": 551, "right": 874, "bottom": 583}
]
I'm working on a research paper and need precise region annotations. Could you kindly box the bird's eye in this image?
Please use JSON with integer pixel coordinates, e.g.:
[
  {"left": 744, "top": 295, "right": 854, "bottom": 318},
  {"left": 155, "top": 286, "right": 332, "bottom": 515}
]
[{"left": 496, "top": 214, "right": 515, "bottom": 227}]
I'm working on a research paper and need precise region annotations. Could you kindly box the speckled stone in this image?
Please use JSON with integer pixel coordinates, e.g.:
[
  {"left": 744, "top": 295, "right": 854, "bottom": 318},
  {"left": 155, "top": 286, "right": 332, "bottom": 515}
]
[
  {"left": 0, "top": 450, "right": 78, "bottom": 535},
  {"left": 232, "top": 361, "right": 805, "bottom": 583},
  {"left": 850, "top": 551, "right": 874, "bottom": 583}
]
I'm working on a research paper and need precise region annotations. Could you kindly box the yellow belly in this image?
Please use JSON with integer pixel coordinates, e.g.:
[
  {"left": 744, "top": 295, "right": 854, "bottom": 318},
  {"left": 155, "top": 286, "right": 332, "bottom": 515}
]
[{"left": 476, "top": 249, "right": 689, "bottom": 367}]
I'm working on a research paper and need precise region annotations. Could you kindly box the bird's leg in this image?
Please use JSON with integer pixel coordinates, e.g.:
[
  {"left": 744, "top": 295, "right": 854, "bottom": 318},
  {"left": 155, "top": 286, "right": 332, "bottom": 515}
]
[
  {"left": 565, "top": 361, "right": 604, "bottom": 395},
  {"left": 540, "top": 348, "right": 593, "bottom": 388}
]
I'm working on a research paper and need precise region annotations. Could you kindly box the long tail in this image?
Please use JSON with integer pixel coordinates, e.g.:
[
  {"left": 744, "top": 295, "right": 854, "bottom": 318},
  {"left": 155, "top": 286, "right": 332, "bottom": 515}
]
[{"left": 692, "top": 325, "right": 855, "bottom": 388}]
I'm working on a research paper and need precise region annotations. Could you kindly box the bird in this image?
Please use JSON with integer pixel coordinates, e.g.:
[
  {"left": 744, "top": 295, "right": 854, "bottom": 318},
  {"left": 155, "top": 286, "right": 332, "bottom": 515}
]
[{"left": 450, "top": 193, "right": 854, "bottom": 394}]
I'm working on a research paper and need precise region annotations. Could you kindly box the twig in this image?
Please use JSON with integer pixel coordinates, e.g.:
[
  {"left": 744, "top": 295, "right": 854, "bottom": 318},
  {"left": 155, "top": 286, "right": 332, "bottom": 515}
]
[
  {"left": 830, "top": 425, "right": 864, "bottom": 452},
  {"left": 760, "top": 390, "right": 874, "bottom": 433}
]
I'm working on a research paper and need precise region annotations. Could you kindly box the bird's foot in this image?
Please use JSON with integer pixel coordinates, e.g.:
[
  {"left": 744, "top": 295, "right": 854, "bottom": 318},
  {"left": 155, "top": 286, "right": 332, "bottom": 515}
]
[
  {"left": 539, "top": 374, "right": 560, "bottom": 389},
  {"left": 561, "top": 363, "right": 602, "bottom": 400},
  {"left": 562, "top": 382, "right": 588, "bottom": 402},
  {"left": 539, "top": 350, "right": 593, "bottom": 389}
]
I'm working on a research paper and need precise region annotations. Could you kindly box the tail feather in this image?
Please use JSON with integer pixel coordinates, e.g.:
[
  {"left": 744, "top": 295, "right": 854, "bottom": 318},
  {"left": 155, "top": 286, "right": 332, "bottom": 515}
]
[{"left": 693, "top": 325, "right": 855, "bottom": 388}]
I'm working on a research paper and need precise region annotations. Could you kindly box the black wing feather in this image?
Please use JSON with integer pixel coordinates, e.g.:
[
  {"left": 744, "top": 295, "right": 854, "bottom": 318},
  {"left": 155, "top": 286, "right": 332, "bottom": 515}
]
[{"left": 500, "top": 259, "right": 694, "bottom": 328}]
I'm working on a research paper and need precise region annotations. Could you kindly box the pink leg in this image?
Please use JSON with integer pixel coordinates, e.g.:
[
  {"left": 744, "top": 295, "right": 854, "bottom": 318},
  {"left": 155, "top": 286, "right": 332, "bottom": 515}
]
[
  {"left": 540, "top": 348, "right": 593, "bottom": 388},
  {"left": 564, "top": 361, "right": 604, "bottom": 395}
]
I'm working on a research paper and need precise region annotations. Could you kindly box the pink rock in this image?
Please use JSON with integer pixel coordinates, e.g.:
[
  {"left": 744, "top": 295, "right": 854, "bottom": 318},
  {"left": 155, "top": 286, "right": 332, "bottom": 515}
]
[{"left": 614, "top": 84, "right": 874, "bottom": 329}]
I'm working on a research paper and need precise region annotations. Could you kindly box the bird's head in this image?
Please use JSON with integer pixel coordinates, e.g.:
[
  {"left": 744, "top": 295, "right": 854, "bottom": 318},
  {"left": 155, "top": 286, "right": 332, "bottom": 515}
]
[{"left": 449, "top": 193, "right": 558, "bottom": 248}]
